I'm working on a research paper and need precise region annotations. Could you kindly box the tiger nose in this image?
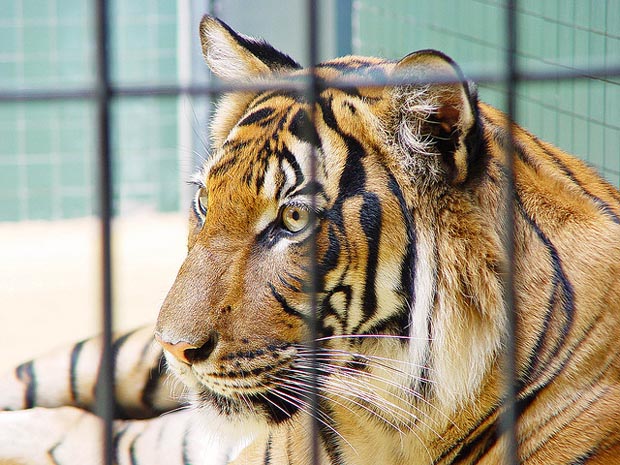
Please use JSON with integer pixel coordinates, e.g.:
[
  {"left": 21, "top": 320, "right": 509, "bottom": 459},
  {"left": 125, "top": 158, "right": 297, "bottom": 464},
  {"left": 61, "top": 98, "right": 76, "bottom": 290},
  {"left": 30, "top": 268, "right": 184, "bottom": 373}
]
[{"left": 154, "top": 332, "right": 218, "bottom": 365}]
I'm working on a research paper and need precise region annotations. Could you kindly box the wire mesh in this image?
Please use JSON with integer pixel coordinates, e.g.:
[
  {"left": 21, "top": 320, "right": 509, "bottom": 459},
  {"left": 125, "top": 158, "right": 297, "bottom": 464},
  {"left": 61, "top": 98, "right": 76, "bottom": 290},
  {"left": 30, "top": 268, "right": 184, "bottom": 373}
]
[{"left": 1, "top": 0, "right": 620, "bottom": 464}]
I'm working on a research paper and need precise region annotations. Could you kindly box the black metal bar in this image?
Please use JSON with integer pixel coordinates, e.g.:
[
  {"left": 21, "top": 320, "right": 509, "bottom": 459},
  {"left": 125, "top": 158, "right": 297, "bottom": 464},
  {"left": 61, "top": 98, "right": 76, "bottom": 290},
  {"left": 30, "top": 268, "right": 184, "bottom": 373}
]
[
  {"left": 0, "top": 63, "right": 619, "bottom": 103},
  {"left": 306, "top": 1, "right": 321, "bottom": 464},
  {"left": 501, "top": 0, "right": 519, "bottom": 464},
  {"left": 93, "top": 1, "right": 114, "bottom": 465}
]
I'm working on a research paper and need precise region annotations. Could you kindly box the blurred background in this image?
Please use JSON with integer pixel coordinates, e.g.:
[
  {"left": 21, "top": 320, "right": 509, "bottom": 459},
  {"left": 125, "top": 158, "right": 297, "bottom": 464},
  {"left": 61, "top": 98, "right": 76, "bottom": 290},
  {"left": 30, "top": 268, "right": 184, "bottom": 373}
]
[{"left": 0, "top": 0, "right": 618, "bottom": 373}]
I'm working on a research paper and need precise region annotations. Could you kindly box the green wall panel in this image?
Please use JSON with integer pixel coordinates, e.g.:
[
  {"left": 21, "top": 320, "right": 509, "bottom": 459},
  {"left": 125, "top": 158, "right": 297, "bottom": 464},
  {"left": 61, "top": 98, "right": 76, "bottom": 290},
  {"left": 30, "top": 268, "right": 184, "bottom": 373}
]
[
  {"left": 354, "top": 0, "right": 620, "bottom": 186},
  {"left": 0, "top": 0, "right": 181, "bottom": 221}
]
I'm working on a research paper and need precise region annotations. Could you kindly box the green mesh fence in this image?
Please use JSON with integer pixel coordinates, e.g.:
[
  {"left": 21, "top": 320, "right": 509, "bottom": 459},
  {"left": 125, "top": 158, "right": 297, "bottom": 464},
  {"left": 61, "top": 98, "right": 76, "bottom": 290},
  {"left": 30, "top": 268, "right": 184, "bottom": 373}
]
[
  {"left": 353, "top": 0, "right": 620, "bottom": 186},
  {"left": 0, "top": 0, "right": 179, "bottom": 221}
]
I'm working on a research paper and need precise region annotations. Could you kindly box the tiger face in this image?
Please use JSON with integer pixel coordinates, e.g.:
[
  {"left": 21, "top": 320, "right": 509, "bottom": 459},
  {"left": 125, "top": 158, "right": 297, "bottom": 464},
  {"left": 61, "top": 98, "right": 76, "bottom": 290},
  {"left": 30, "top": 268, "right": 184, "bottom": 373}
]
[{"left": 155, "top": 16, "right": 476, "bottom": 427}]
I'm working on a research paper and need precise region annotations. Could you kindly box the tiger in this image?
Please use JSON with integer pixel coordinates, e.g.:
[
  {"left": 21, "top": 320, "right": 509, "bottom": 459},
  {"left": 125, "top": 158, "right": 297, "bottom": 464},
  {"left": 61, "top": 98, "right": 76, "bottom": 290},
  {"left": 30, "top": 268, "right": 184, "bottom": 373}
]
[{"left": 2, "top": 14, "right": 620, "bottom": 465}]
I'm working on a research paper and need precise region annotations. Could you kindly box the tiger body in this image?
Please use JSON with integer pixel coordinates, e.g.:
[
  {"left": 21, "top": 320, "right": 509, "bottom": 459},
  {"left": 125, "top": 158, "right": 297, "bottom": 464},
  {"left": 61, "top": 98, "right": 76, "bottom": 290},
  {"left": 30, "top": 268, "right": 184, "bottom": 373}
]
[{"left": 1, "top": 15, "right": 620, "bottom": 465}]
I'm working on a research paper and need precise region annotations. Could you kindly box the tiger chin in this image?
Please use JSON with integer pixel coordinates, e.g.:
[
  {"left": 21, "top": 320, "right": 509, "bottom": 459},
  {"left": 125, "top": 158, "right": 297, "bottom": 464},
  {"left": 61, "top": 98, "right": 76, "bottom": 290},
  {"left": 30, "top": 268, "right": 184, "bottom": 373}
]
[{"left": 2, "top": 14, "right": 620, "bottom": 465}]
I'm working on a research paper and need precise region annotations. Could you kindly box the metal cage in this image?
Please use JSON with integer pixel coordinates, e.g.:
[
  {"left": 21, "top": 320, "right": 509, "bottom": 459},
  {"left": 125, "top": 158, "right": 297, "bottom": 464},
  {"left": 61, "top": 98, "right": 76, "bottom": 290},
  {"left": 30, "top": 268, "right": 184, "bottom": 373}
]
[{"left": 2, "top": 1, "right": 619, "bottom": 464}]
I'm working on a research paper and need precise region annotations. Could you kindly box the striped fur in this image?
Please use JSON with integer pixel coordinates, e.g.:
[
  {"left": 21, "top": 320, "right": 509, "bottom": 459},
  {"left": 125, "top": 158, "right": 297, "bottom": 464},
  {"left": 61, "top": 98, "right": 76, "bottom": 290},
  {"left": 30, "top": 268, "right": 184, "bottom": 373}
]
[{"left": 2, "top": 15, "right": 620, "bottom": 465}]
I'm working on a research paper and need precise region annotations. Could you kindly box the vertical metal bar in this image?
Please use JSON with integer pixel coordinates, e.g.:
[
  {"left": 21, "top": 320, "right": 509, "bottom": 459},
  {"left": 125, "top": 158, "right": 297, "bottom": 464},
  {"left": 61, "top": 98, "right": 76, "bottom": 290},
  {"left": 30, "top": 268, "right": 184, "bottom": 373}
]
[
  {"left": 94, "top": 1, "right": 114, "bottom": 464},
  {"left": 306, "top": 1, "right": 320, "bottom": 464},
  {"left": 501, "top": 0, "right": 519, "bottom": 464}
]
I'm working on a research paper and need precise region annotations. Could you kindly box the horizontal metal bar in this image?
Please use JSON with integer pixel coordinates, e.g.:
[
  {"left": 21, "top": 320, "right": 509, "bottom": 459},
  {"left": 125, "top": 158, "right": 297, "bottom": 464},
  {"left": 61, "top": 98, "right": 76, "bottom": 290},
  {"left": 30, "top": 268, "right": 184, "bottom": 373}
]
[{"left": 0, "top": 62, "right": 618, "bottom": 102}]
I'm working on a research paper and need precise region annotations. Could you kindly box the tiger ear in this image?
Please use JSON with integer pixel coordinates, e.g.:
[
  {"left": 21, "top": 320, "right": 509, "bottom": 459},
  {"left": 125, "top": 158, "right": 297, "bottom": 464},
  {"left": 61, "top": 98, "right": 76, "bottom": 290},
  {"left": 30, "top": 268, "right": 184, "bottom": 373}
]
[
  {"left": 199, "top": 15, "right": 301, "bottom": 80},
  {"left": 391, "top": 50, "right": 479, "bottom": 185}
]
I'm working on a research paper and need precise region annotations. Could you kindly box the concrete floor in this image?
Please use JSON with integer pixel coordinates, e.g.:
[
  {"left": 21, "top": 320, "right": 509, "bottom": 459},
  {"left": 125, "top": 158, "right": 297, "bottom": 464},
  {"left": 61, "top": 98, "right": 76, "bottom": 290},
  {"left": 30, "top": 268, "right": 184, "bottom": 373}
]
[{"left": 0, "top": 213, "right": 188, "bottom": 374}]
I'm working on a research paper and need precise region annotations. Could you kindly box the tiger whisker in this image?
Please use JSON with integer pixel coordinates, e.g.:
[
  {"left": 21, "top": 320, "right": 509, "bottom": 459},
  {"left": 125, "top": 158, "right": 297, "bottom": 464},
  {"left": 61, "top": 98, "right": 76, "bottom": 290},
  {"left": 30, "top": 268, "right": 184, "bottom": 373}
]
[
  {"left": 291, "top": 354, "right": 436, "bottom": 417},
  {"left": 288, "top": 362, "right": 444, "bottom": 438},
  {"left": 258, "top": 381, "right": 351, "bottom": 445},
  {"left": 293, "top": 348, "right": 457, "bottom": 429},
  {"left": 268, "top": 373, "right": 382, "bottom": 427},
  {"left": 269, "top": 373, "right": 411, "bottom": 440},
  {"left": 283, "top": 366, "right": 421, "bottom": 429},
  {"left": 274, "top": 369, "right": 435, "bottom": 458},
  {"left": 263, "top": 385, "right": 359, "bottom": 454},
  {"left": 296, "top": 345, "right": 436, "bottom": 374},
  {"left": 159, "top": 404, "right": 192, "bottom": 417},
  {"left": 294, "top": 349, "right": 435, "bottom": 384},
  {"left": 314, "top": 334, "right": 433, "bottom": 342}
]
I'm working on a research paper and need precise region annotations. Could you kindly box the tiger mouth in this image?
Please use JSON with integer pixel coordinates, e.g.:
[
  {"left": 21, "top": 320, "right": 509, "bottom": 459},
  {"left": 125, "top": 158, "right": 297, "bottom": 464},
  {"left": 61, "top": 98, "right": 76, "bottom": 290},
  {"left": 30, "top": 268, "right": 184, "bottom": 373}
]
[
  {"left": 197, "top": 385, "right": 304, "bottom": 424},
  {"left": 184, "top": 352, "right": 310, "bottom": 423},
  {"left": 192, "top": 356, "right": 295, "bottom": 395}
]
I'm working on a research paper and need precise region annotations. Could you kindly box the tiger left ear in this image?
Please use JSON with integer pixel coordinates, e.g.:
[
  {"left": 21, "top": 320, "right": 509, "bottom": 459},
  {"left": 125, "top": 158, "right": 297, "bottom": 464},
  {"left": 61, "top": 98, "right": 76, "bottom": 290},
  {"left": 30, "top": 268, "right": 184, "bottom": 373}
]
[
  {"left": 199, "top": 15, "right": 301, "bottom": 80},
  {"left": 391, "top": 50, "right": 479, "bottom": 185}
]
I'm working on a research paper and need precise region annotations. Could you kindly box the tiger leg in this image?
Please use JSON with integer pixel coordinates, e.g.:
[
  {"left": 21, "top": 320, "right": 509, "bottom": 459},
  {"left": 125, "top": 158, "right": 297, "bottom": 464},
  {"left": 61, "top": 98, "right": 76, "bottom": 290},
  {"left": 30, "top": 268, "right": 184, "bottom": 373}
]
[
  {"left": 0, "top": 326, "right": 180, "bottom": 418},
  {"left": 0, "top": 406, "right": 233, "bottom": 465}
]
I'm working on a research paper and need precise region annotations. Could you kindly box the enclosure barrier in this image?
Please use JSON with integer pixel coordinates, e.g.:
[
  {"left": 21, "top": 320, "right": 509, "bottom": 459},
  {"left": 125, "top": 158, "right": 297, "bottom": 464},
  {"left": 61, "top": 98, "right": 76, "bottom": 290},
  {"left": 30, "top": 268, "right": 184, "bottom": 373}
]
[{"left": 1, "top": 1, "right": 619, "bottom": 464}]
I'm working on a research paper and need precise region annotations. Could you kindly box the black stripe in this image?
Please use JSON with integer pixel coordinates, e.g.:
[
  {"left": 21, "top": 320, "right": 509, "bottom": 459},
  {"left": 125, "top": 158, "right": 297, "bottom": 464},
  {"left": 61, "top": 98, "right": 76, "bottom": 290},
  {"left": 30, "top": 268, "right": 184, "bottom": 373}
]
[
  {"left": 128, "top": 433, "right": 140, "bottom": 465},
  {"left": 280, "top": 145, "right": 305, "bottom": 197},
  {"left": 289, "top": 108, "right": 320, "bottom": 146},
  {"left": 141, "top": 352, "right": 168, "bottom": 415},
  {"left": 318, "top": 225, "right": 341, "bottom": 280},
  {"left": 433, "top": 405, "right": 499, "bottom": 464},
  {"left": 112, "top": 331, "right": 138, "bottom": 419},
  {"left": 361, "top": 304, "right": 410, "bottom": 339},
  {"left": 269, "top": 282, "right": 309, "bottom": 323},
  {"left": 250, "top": 388, "right": 300, "bottom": 423},
  {"left": 182, "top": 425, "right": 192, "bottom": 465},
  {"left": 449, "top": 421, "right": 499, "bottom": 464},
  {"left": 388, "top": 173, "right": 417, "bottom": 327},
  {"left": 287, "top": 180, "right": 325, "bottom": 199},
  {"left": 357, "top": 192, "right": 382, "bottom": 325},
  {"left": 251, "top": 90, "right": 299, "bottom": 108},
  {"left": 47, "top": 441, "right": 63, "bottom": 465},
  {"left": 517, "top": 197, "right": 575, "bottom": 383},
  {"left": 264, "top": 435, "right": 273, "bottom": 465},
  {"left": 278, "top": 274, "right": 302, "bottom": 292},
  {"left": 113, "top": 424, "right": 130, "bottom": 465},
  {"left": 209, "top": 154, "right": 239, "bottom": 178},
  {"left": 317, "top": 399, "right": 346, "bottom": 465},
  {"left": 321, "top": 285, "right": 351, "bottom": 333},
  {"left": 337, "top": 137, "right": 366, "bottom": 199},
  {"left": 531, "top": 136, "right": 620, "bottom": 224},
  {"left": 238, "top": 107, "right": 276, "bottom": 127},
  {"left": 570, "top": 449, "right": 597, "bottom": 465},
  {"left": 15, "top": 360, "right": 36, "bottom": 408},
  {"left": 318, "top": 95, "right": 367, "bottom": 200},
  {"left": 70, "top": 339, "right": 86, "bottom": 403}
]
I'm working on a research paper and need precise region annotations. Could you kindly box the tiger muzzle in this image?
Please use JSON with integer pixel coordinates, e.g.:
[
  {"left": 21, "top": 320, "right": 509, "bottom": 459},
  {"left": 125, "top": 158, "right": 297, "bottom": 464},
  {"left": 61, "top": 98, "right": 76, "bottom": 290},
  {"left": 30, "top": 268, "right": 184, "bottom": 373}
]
[{"left": 154, "top": 331, "right": 219, "bottom": 365}]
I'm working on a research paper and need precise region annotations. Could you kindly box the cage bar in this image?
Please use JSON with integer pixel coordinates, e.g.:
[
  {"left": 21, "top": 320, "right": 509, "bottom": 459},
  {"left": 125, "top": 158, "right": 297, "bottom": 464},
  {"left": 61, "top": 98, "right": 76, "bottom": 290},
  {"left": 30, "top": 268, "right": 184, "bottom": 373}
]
[
  {"left": 93, "top": 1, "right": 114, "bottom": 464},
  {"left": 2, "top": 2, "right": 620, "bottom": 463}
]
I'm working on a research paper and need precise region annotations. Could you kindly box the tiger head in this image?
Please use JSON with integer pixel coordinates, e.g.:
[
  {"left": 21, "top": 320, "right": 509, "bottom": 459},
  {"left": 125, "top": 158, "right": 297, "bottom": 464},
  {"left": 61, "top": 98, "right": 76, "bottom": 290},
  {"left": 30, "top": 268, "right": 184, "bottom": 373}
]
[{"left": 155, "top": 15, "right": 505, "bottom": 434}]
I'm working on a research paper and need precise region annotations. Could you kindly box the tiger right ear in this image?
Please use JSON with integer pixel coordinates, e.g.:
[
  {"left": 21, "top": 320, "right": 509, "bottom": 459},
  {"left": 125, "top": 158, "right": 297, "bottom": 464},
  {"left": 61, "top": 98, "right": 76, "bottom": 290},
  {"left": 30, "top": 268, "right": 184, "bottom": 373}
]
[
  {"left": 390, "top": 50, "right": 480, "bottom": 185},
  {"left": 199, "top": 15, "right": 301, "bottom": 80}
]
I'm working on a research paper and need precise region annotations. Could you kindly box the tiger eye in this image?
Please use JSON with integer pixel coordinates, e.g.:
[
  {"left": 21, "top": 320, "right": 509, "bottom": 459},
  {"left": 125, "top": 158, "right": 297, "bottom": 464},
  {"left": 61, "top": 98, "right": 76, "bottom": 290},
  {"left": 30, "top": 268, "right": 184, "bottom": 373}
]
[
  {"left": 197, "top": 190, "right": 208, "bottom": 215},
  {"left": 281, "top": 205, "right": 309, "bottom": 233}
]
